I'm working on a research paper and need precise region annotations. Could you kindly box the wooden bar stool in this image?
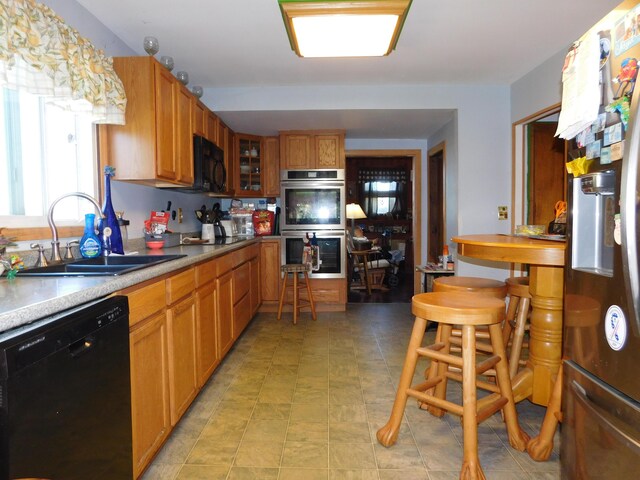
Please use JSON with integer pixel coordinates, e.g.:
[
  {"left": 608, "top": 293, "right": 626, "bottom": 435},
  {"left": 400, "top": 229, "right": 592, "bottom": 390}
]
[
  {"left": 377, "top": 292, "right": 529, "bottom": 479},
  {"left": 277, "top": 264, "right": 317, "bottom": 324},
  {"left": 502, "top": 276, "right": 531, "bottom": 378}
]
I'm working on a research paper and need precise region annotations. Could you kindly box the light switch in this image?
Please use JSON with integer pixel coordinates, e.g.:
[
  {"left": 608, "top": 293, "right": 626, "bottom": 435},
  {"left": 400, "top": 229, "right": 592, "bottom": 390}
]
[{"left": 498, "top": 206, "right": 508, "bottom": 220}]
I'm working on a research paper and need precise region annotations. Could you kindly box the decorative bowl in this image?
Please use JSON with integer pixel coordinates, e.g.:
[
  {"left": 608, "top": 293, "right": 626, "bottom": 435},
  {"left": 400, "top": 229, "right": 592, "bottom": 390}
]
[{"left": 146, "top": 240, "right": 165, "bottom": 249}]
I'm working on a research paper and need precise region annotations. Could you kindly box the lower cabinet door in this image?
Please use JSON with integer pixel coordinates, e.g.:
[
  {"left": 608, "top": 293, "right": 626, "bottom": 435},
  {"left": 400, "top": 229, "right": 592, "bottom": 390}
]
[
  {"left": 196, "top": 281, "right": 219, "bottom": 387},
  {"left": 217, "top": 270, "right": 234, "bottom": 356},
  {"left": 167, "top": 296, "right": 198, "bottom": 425},
  {"left": 129, "top": 311, "right": 171, "bottom": 478},
  {"left": 233, "top": 293, "right": 251, "bottom": 338}
]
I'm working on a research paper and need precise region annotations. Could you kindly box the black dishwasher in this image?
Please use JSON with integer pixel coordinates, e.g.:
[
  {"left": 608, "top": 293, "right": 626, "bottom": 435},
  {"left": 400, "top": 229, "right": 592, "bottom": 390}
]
[{"left": 0, "top": 296, "right": 132, "bottom": 480}]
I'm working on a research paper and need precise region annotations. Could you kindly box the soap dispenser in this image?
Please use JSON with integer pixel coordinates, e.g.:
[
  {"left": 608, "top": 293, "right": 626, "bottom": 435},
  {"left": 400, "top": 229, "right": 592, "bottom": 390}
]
[{"left": 79, "top": 213, "right": 102, "bottom": 258}]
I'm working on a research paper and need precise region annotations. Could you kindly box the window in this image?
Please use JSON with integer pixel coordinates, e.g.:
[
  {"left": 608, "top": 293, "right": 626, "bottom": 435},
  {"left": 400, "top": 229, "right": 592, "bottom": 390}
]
[
  {"left": 0, "top": 87, "right": 97, "bottom": 227},
  {"left": 363, "top": 181, "right": 398, "bottom": 215},
  {"left": 358, "top": 168, "right": 408, "bottom": 218}
]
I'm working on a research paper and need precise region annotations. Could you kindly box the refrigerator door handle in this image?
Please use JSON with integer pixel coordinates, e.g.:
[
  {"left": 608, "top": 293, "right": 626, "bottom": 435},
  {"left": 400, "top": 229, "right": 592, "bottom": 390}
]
[
  {"left": 571, "top": 380, "right": 640, "bottom": 455},
  {"left": 621, "top": 78, "right": 640, "bottom": 331}
]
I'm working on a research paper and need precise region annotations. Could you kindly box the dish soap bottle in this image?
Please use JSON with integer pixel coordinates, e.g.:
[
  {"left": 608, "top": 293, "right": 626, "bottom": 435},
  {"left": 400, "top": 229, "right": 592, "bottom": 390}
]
[
  {"left": 101, "top": 166, "right": 123, "bottom": 254},
  {"left": 79, "top": 213, "right": 102, "bottom": 258}
]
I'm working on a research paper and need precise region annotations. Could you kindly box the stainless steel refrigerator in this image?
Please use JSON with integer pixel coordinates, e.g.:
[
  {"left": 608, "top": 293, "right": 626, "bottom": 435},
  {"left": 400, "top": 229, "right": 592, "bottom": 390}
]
[{"left": 562, "top": 1, "right": 640, "bottom": 477}]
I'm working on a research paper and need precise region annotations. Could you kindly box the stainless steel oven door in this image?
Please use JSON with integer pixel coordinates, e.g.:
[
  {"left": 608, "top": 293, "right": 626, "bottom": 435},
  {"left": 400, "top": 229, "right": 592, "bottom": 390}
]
[
  {"left": 280, "top": 181, "right": 345, "bottom": 231},
  {"left": 281, "top": 230, "right": 345, "bottom": 279}
]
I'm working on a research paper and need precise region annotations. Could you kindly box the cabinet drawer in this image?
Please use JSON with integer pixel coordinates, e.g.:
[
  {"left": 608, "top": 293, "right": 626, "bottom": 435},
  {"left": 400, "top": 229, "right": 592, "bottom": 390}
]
[
  {"left": 166, "top": 268, "right": 195, "bottom": 305},
  {"left": 195, "top": 259, "right": 216, "bottom": 287},
  {"left": 233, "top": 262, "right": 251, "bottom": 304},
  {"left": 216, "top": 253, "right": 234, "bottom": 277},
  {"left": 127, "top": 279, "right": 166, "bottom": 327},
  {"left": 233, "top": 292, "right": 251, "bottom": 339}
]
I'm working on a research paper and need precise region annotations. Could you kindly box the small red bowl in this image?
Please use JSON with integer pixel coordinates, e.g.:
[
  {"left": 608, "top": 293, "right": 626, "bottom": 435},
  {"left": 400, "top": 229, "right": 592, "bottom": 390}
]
[{"left": 146, "top": 240, "right": 165, "bottom": 250}]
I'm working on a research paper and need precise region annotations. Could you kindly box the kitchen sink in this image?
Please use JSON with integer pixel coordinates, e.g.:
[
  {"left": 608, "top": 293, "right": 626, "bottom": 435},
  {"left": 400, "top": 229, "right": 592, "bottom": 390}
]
[{"left": 18, "top": 254, "right": 187, "bottom": 277}]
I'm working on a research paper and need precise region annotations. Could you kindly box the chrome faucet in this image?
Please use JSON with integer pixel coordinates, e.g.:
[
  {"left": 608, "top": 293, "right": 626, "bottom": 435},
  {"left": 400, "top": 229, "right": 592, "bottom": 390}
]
[{"left": 47, "top": 192, "right": 103, "bottom": 264}]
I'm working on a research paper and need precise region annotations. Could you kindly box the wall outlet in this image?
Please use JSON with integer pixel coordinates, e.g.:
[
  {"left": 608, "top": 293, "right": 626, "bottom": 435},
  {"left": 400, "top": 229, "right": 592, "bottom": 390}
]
[{"left": 498, "top": 206, "right": 508, "bottom": 220}]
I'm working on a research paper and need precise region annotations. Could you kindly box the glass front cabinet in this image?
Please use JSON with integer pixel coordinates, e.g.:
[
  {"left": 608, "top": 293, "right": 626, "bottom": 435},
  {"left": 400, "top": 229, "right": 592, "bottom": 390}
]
[{"left": 236, "top": 134, "right": 262, "bottom": 195}]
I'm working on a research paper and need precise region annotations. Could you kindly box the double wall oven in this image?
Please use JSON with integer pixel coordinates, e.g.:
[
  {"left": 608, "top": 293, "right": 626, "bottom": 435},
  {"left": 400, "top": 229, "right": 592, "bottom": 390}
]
[{"left": 280, "top": 169, "right": 346, "bottom": 278}]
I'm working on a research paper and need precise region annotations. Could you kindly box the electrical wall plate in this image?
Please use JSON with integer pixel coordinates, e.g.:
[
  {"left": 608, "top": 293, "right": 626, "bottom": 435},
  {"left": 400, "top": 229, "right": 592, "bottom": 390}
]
[{"left": 498, "top": 206, "right": 508, "bottom": 220}]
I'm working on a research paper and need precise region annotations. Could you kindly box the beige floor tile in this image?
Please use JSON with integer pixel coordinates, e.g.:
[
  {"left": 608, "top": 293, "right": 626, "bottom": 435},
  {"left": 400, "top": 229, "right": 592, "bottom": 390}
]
[
  {"left": 234, "top": 440, "right": 283, "bottom": 468},
  {"left": 282, "top": 441, "right": 329, "bottom": 468},
  {"left": 329, "top": 443, "right": 376, "bottom": 469},
  {"left": 251, "top": 402, "right": 292, "bottom": 420},
  {"left": 200, "top": 417, "right": 248, "bottom": 442},
  {"left": 287, "top": 420, "right": 329, "bottom": 442},
  {"left": 373, "top": 443, "right": 424, "bottom": 469},
  {"left": 279, "top": 467, "right": 329, "bottom": 480},
  {"left": 329, "top": 469, "right": 379, "bottom": 480},
  {"left": 226, "top": 466, "right": 279, "bottom": 479},
  {"left": 243, "top": 419, "right": 288, "bottom": 442},
  {"left": 290, "top": 403, "right": 329, "bottom": 423},
  {"left": 330, "top": 404, "right": 368, "bottom": 423},
  {"left": 329, "top": 422, "right": 371, "bottom": 443},
  {"left": 175, "top": 464, "right": 229, "bottom": 480},
  {"left": 186, "top": 437, "right": 240, "bottom": 466}
]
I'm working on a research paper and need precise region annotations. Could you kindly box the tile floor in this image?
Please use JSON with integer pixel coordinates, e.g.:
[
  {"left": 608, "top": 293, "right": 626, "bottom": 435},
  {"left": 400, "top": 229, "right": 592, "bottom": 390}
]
[{"left": 142, "top": 303, "right": 560, "bottom": 480}]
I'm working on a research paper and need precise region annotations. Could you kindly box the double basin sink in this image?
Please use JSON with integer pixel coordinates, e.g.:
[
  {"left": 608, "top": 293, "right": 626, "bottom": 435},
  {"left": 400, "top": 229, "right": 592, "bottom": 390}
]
[{"left": 19, "top": 255, "right": 187, "bottom": 277}]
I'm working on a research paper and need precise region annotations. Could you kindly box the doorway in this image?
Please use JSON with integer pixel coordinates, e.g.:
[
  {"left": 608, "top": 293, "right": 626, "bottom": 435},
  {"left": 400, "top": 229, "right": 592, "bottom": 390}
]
[
  {"left": 427, "top": 143, "right": 446, "bottom": 263},
  {"left": 346, "top": 149, "right": 422, "bottom": 302}
]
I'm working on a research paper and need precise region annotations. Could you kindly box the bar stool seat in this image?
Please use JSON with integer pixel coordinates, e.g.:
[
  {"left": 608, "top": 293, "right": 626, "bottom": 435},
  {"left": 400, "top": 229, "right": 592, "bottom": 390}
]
[
  {"left": 377, "top": 292, "right": 529, "bottom": 479},
  {"left": 433, "top": 276, "right": 508, "bottom": 298},
  {"left": 277, "top": 264, "right": 317, "bottom": 324}
]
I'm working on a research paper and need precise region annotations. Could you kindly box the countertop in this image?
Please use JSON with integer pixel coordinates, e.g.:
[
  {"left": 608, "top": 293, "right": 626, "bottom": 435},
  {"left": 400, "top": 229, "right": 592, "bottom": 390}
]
[{"left": 0, "top": 237, "right": 260, "bottom": 334}]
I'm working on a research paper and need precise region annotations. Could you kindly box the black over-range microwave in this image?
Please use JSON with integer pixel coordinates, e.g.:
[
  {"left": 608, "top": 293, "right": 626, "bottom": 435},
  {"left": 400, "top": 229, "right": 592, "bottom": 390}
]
[{"left": 192, "top": 135, "right": 226, "bottom": 194}]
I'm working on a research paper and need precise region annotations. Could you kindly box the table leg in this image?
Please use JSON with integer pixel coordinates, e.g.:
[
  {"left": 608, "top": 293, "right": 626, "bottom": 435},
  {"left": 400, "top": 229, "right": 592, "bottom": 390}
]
[
  {"left": 527, "top": 365, "right": 563, "bottom": 461},
  {"left": 527, "top": 265, "right": 564, "bottom": 406}
]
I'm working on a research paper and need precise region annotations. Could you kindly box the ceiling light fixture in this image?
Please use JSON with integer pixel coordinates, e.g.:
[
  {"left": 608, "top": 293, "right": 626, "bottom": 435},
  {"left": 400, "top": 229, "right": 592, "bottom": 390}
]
[{"left": 278, "top": 0, "right": 412, "bottom": 58}]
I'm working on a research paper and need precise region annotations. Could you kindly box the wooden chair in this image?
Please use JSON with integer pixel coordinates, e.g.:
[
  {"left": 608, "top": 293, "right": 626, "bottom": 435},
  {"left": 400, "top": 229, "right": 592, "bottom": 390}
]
[
  {"left": 377, "top": 292, "right": 529, "bottom": 479},
  {"left": 346, "top": 231, "right": 391, "bottom": 294}
]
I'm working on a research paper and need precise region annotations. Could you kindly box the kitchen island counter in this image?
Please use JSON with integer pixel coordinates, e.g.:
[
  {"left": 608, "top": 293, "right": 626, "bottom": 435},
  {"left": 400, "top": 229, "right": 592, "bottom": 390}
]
[{"left": 0, "top": 237, "right": 260, "bottom": 333}]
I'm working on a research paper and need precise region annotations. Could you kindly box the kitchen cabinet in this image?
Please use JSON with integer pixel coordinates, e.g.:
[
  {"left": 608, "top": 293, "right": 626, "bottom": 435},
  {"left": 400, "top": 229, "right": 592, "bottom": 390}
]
[
  {"left": 195, "top": 261, "right": 219, "bottom": 387},
  {"left": 193, "top": 99, "right": 207, "bottom": 137},
  {"left": 260, "top": 239, "right": 281, "bottom": 303},
  {"left": 126, "top": 279, "right": 170, "bottom": 478},
  {"left": 207, "top": 110, "right": 219, "bottom": 145},
  {"left": 280, "top": 130, "right": 345, "bottom": 170},
  {"left": 250, "top": 256, "right": 261, "bottom": 315},
  {"left": 263, "top": 136, "right": 280, "bottom": 196},
  {"left": 100, "top": 56, "right": 194, "bottom": 187},
  {"left": 166, "top": 269, "right": 198, "bottom": 426},
  {"left": 236, "top": 134, "right": 263, "bottom": 195},
  {"left": 217, "top": 269, "right": 234, "bottom": 356}
]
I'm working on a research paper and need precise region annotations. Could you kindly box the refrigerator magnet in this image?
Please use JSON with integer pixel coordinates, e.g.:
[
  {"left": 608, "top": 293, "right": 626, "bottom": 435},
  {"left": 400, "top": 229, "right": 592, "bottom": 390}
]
[{"left": 604, "top": 305, "right": 627, "bottom": 351}]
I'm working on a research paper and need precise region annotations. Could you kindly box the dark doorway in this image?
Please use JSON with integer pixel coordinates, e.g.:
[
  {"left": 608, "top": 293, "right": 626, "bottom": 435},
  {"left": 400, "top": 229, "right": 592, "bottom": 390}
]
[
  {"left": 427, "top": 144, "right": 445, "bottom": 263},
  {"left": 528, "top": 122, "right": 566, "bottom": 226}
]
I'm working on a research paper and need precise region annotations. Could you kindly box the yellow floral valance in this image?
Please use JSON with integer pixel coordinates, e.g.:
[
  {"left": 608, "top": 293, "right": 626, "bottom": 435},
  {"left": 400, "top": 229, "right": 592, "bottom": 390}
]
[{"left": 0, "top": 0, "right": 126, "bottom": 124}]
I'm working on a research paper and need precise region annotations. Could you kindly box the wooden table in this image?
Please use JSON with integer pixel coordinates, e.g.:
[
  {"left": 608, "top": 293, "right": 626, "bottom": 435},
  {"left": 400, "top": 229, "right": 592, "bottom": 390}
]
[{"left": 452, "top": 234, "right": 566, "bottom": 461}]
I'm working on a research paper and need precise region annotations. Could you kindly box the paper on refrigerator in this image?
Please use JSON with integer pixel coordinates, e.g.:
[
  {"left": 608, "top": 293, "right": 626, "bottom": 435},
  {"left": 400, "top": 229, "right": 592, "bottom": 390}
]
[{"left": 556, "top": 31, "right": 601, "bottom": 140}]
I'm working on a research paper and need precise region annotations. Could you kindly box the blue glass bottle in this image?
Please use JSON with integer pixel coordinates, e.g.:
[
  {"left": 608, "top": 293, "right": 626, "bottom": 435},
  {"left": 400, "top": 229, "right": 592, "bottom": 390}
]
[
  {"left": 101, "top": 166, "right": 124, "bottom": 254},
  {"left": 79, "top": 213, "right": 102, "bottom": 258}
]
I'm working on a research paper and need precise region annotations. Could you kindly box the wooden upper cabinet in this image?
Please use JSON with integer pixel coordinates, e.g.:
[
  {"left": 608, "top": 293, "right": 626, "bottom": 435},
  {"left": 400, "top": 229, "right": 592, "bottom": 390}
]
[
  {"left": 175, "top": 84, "right": 194, "bottom": 185},
  {"left": 100, "top": 56, "right": 194, "bottom": 187},
  {"left": 207, "top": 110, "right": 219, "bottom": 145},
  {"left": 315, "top": 133, "right": 345, "bottom": 169},
  {"left": 280, "top": 130, "right": 345, "bottom": 170},
  {"left": 193, "top": 99, "right": 207, "bottom": 137},
  {"left": 263, "top": 137, "right": 280, "bottom": 197},
  {"left": 281, "top": 134, "right": 312, "bottom": 169}
]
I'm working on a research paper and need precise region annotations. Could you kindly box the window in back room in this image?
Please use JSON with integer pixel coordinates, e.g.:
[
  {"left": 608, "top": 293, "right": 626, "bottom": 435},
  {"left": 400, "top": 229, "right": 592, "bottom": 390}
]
[{"left": 0, "top": 87, "right": 97, "bottom": 227}]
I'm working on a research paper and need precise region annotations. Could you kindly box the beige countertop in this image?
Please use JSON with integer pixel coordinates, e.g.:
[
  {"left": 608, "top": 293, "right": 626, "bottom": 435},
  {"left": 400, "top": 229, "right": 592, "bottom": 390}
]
[{"left": 0, "top": 237, "right": 260, "bottom": 333}]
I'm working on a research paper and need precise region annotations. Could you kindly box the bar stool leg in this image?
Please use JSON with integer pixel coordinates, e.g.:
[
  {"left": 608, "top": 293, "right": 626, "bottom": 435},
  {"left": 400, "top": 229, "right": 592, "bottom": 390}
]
[
  {"left": 424, "top": 323, "right": 452, "bottom": 417},
  {"left": 303, "top": 271, "right": 317, "bottom": 320},
  {"left": 488, "top": 323, "right": 529, "bottom": 451},
  {"left": 292, "top": 272, "right": 299, "bottom": 325},
  {"left": 377, "top": 315, "right": 428, "bottom": 447},
  {"left": 502, "top": 293, "right": 519, "bottom": 350},
  {"left": 277, "top": 272, "right": 288, "bottom": 321},
  {"left": 460, "top": 325, "right": 482, "bottom": 480},
  {"left": 508, "top": 296, "right": 530, "bottom": 378}
]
